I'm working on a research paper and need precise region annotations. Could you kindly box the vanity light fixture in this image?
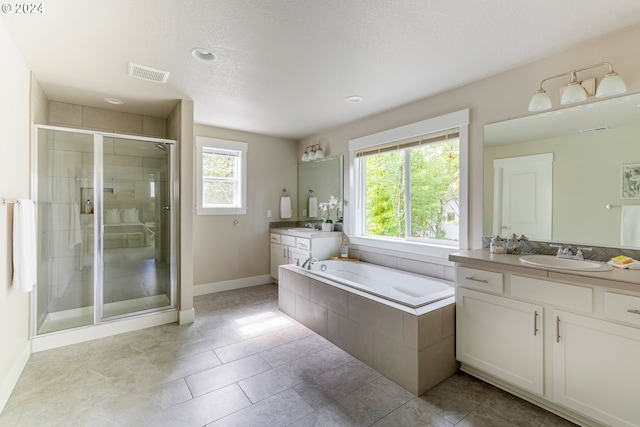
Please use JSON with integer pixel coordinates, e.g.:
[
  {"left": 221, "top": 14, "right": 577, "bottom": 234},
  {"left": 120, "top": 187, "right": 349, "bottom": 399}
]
[
  {"left": 301, "top": 144, "right": 324, "bottom": 162},
  {"left": 528, "top": 62, "right": 626, "bottom": 112}
]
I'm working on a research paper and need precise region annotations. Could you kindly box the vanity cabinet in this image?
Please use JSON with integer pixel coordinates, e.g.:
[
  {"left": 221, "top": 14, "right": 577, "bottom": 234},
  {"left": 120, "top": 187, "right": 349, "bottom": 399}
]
[
  {"left": 553, "top": 310, "right": 640, "bottom": 427},
  {"left": 457, "top": 287, "right": 543, "bottom": 395},
  {"left": 453, "top": 258, "right": 640, "bottom": 427},
  {"left": 269, "top": 230, "right": 341, "bottom": 281}
]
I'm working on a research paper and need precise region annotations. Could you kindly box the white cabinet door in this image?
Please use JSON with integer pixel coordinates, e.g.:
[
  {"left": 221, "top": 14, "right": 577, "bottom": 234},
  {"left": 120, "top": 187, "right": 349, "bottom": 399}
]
[
  {"left": 270, "top": 243, "right": 288, "bottom": 280},
  {"left": 457, "top": 287, "right": 544, "bottom": 395},
  {"left": 553, "top": 310, "right": 640, "bottom": 427}
]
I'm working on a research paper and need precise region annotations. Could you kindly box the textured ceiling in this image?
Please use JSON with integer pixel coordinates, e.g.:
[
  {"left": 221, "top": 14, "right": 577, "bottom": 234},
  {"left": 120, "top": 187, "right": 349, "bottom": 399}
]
[{"left": 2, "top": 0, "right": 640, "bottom": 140}]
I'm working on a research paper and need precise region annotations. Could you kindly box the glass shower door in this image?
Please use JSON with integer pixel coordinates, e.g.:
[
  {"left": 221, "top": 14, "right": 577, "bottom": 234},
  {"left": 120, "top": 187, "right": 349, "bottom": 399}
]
[{"left": 100, "top": 137, "right": 173, "bottom": 319}]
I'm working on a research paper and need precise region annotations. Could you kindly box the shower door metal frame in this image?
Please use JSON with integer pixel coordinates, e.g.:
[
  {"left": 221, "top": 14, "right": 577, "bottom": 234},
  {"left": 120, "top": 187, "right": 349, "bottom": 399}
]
[{"left": 31, "top": 125, "right": 178, "bottom": 336}]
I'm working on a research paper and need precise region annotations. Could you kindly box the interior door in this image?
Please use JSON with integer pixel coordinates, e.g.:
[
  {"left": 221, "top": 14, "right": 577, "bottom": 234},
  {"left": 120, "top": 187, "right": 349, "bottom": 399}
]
[{"left": 493, "top": 153, "right": 553, "bottom": 239}]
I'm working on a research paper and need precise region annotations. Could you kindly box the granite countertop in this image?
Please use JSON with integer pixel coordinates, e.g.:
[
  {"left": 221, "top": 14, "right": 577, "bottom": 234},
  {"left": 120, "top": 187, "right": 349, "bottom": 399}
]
[
  {"left": 450, "top": 249, "right": 640, "bottom": 290},
  {"left": 270, "top": 227, "right": 343, "bottom": 238}
]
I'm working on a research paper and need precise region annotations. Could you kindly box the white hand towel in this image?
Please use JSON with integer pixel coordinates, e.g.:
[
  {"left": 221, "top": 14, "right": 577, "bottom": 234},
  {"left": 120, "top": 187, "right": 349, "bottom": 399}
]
[
  {"left": 308, "top": 196, "right": 318, "bottom": 218},
  {"left": 280, "top": 195, "right": 292, "bottom": 219},
  {"left": 621, "top": 205, "right": 640, "bottom": 247},
  {"left": 13, "top": 199, "right": 37, "bottom": 293}
]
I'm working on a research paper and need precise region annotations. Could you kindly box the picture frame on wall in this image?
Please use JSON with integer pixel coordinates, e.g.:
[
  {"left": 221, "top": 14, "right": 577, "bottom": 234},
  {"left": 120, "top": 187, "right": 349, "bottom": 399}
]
[{"left": 621, "top": 163, "right": 640, "bottom": 199}]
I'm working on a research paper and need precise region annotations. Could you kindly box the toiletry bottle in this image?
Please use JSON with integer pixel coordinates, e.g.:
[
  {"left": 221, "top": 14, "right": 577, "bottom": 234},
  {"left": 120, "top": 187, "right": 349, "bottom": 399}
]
[{"left": 340, "top": 239, "right": 348, "bottom": 258}]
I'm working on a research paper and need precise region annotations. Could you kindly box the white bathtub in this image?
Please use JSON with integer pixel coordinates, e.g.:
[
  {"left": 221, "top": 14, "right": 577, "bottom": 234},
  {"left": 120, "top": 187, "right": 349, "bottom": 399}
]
[{"left": 301, "top": 260, "right": 454, "bottom": 309}]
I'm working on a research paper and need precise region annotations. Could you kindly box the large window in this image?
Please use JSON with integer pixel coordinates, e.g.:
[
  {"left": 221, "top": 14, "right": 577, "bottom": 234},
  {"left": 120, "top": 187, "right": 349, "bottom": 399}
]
[
  {"left": 196, "top": 136, "right": 248, "bottom": 215},
  {"left": 361, "top": 133, "right": 459, "bottom": 242},
  {"left": 350, "top": 110, "right": 469, "bottom": 256}
]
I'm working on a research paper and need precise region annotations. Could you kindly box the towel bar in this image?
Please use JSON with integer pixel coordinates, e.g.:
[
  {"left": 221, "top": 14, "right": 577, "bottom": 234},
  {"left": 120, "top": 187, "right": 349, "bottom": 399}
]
[{"left": 1, "top": 197, "right": 35, "bottom": 206}]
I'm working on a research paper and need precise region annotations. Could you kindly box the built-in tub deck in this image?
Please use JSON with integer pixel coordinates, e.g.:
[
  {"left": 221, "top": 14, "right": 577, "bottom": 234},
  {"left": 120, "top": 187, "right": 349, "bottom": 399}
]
[{"left": 278, "top": 261, "right": 458, "bottom": 395}]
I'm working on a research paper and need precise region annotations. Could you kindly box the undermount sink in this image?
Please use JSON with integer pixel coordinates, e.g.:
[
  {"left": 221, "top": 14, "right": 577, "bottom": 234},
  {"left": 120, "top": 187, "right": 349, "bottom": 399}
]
[
  {"left": 519, "top": 255, "right": 613, "bottom": 271},
  {"left": 287, "top": 228, "right": 317, "bottom": 232}
]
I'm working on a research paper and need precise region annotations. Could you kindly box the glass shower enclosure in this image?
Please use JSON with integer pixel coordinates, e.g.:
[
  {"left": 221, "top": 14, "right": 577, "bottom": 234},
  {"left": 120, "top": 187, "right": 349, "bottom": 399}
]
[{"left": 34, "top": 126, "right": 176, "bottom": 335}]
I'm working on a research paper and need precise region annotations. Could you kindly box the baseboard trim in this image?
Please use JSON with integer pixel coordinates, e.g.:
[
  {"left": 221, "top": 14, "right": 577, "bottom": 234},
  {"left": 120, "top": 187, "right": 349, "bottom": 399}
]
[
  {"left": 179, "top": 308, "right": 195, "bottom": 325},
  {"left": 193, "top": 275, "right": 274, "bottom": 296},
  {"left": 0, "top": 342, "right": 30, "bottom": 414}
]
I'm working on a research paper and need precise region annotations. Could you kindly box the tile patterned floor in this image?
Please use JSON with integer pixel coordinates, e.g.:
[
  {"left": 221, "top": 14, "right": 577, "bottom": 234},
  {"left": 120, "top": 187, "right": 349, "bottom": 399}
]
[{"left": 0, "top": 284, "right": 578, "bottom": 426}]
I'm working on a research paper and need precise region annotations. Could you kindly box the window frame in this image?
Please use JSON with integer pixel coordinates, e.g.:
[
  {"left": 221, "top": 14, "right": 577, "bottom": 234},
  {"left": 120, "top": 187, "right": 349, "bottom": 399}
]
[
  {"left": 349, "top": 109, "right": 469, "bottom": 258},
  {"left": 196, "top": 136, "right": 248, "bottom": 216}
]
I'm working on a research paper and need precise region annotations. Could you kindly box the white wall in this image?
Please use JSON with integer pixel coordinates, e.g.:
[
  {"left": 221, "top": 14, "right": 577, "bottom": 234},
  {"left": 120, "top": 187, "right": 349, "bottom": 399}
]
[
  {"left": 192, "top": 124, "right": 297, "bottom": 291},
  {"left": 0, "top": 21, "right": 32, "bottom": 413},
  {"left": 300, "top": 24, "right": 640, "bottom": 254}
]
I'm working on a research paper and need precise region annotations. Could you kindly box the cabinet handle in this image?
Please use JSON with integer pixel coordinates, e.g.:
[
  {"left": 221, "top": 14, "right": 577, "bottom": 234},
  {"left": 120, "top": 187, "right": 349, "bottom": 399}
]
[
  {"left": 533, "top": 311, "right": 539, "bottom": 336},
  {"left": 556, "top": 316, "right": 561, "bottom": 343},
  {"left": 627, "top": 309, "right": 640, "bottom": 315},
  {"left": 464, "top": 276, "right": 489, "bottom": 283},
  {"left": 283, "top": 248, "right": 287, "bottom": 257}
]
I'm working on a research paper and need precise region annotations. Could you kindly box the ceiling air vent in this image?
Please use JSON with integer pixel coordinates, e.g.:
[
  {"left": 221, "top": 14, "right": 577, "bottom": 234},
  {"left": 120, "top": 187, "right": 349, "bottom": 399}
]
[{"left": 128, "top": 62, "right": 170, "bottom": 83}]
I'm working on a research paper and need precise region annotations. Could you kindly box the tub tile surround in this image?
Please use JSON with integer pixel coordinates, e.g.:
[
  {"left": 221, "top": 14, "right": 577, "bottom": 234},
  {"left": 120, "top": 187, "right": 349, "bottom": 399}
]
[{"left": 278, "top": 265, "right": 459, "bottom": 395}]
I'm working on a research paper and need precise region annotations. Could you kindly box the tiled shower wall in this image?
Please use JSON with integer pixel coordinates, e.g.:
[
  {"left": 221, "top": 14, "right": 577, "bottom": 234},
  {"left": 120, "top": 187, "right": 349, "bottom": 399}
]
[{"left": 48, "top": 101, "right": 168, "bottom": 138}]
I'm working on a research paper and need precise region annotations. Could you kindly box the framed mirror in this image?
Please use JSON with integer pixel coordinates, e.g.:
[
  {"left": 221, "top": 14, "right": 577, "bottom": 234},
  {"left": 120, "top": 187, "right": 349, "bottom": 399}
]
[
  {"left": 297, "top": 155, "right": 343, "bottom": 220},
  {"left": 484, "top": 92, "right": 640, "bottom": 248}
]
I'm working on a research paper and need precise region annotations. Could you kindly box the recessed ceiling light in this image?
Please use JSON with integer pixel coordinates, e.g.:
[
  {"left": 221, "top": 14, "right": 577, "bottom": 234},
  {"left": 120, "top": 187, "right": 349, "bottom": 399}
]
[
  {"left": 104, "top": 97, "right": 125, "bottom": 105},
  {"left": 191, "top": 47, "right": 216, "bottom": 61},
  {"left": 346, "top": 95, "right": 363, "bottom": 103}
]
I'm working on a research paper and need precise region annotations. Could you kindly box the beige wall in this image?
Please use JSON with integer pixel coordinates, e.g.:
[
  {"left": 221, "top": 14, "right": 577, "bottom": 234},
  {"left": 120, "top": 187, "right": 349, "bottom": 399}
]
[
  {"left": 300, "top": 24, "right": 640, "bottom": 252},
  {"left": 0, "top": 22, "right": 32, "bottom": 413},
  {"left": 192, "top": 124, "right": 297, "bottom": 288}
]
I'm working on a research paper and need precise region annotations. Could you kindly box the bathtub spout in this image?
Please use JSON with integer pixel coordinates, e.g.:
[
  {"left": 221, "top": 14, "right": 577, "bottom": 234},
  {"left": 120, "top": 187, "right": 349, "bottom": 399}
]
[{"left": 301, "top": 257, "right": 319, "bottom": 270}]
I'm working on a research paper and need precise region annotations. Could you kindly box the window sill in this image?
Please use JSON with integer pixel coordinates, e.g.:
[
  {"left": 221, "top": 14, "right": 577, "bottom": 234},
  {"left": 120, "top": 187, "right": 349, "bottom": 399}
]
[
  {"left": 349, "top": 235, "right": 459, "bottom": 260},
  {"left": 196, "top": 207, "right": 247, "bottom": 216}
]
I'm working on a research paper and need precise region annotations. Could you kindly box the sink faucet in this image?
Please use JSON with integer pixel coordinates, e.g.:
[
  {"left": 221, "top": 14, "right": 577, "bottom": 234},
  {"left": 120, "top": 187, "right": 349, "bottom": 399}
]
[
  {"left": 550, "top": 244, "right": 592, "bottom": 260},
  {"left": 304, "top": 223, "right": 317, "bottom": 230},
  {"left": 301, "top": 256, "right": 319, "bottom": 270}
]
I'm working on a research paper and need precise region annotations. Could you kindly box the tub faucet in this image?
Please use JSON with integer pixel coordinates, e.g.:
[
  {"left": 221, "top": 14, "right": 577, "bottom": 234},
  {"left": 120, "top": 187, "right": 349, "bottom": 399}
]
[{"left": 301, "top": 257, "right": 319, "bottom": 270}]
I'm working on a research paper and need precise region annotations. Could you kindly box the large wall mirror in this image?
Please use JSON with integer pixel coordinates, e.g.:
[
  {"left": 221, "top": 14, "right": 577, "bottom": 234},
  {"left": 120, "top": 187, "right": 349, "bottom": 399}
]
[
  {"left": 297, "top": 155, "right": 343, "bottom": 220},
  {"left": 484, "top": 92, "right": 640, "bottom": 248}
]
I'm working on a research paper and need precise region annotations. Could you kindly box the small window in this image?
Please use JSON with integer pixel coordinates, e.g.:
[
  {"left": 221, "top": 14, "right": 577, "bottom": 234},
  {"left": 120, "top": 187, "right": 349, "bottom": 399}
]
[{"left": 196, "top": 136, "right": 248, "bottom": 215}]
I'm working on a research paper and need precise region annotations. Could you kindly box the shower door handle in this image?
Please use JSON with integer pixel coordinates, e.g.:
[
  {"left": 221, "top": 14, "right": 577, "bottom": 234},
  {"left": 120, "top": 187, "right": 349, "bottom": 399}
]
[{"left": 162, "top": 205, "right": 170, "bottom": 210}]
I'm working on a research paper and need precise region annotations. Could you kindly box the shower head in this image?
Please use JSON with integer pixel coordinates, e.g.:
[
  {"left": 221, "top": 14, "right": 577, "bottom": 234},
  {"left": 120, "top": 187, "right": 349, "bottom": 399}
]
[{"left": 155, "top": 143, "right": 167, "bottom": 151}]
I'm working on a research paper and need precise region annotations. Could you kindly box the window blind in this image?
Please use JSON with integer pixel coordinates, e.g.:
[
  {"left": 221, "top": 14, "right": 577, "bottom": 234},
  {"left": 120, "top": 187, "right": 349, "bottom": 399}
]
[{"left": 355, "top": 130, "right": 459, "bottom": 158}]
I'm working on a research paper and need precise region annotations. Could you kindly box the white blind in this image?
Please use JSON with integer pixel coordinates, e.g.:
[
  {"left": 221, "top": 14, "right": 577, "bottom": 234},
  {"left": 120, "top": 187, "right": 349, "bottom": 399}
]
[{"left": 355, "top": 130, "right": 459, "bottom": 158}]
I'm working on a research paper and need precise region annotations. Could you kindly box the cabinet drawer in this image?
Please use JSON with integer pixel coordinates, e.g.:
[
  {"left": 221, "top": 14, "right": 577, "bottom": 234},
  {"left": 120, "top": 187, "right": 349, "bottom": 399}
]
[
  {"left": 605, "top": 292, "right": 640, "bottom": 327},
  {"left": 296, "top": 238, "right": 311, "bottom": 251},
  {"left": 457, "top": 267, "right": 503, "bottom": 293},
  {"left": 511, "top": 276, "right": 592, "bottom": 313},
  {"left": 281, "top": 235, "right": 296, "bottom": 247},
  {"left": 270, "top": 233, "right": 281, "bottom": 244}
]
